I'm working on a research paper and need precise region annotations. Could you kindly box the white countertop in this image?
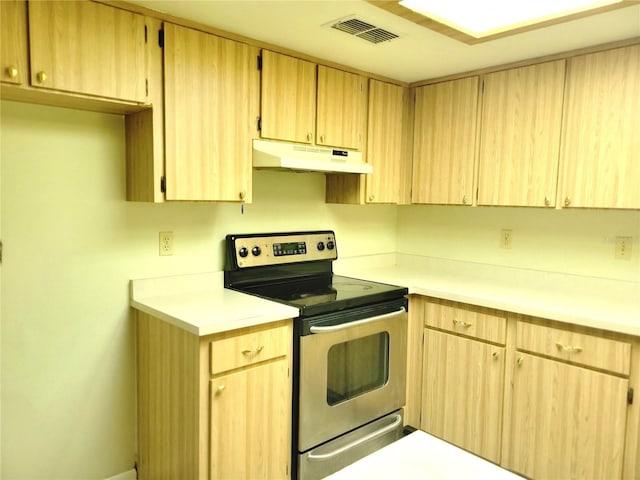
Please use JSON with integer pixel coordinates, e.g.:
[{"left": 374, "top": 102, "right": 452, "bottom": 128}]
[
  {"left": 326, "top": 430, "right": 523, "bottom": 479},
  {"left": 130, "top": 254, "right": 639, "bottom": 337},
  {"left": 130, "top": 272, "right": 298, "bottom": 336},
  {"left": 335, "top": 254, "right": 640, "bottom": 337}
]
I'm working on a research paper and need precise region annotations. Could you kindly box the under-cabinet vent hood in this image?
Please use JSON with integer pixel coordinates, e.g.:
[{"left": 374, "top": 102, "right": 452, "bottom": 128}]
[{"left": 252, "top": 139, "right": 372, "bottom": 174}]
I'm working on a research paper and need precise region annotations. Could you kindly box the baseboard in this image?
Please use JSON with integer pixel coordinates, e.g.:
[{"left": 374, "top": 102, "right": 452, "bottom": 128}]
[{"left": 105, "top": 468, "right": 136, "bottom": 480}]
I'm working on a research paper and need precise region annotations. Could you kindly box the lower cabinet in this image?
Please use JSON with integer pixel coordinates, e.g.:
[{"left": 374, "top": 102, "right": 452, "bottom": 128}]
[
  {"left": 421, "top": 329, "right": 505, "bottom": 463},
  {"left": 502, "top": 318, "right": 632, "bottom": 479},
  {"left": 420, "top": 299, "right": 506, "bottom": 463},
  {"left": 136, "top": 311, "right": 292, "bottom": 480},
  {"left": 210, "top": 360, "right": 290, "bottom": 479},
  {"left": 503, "top": 352, "right": 628, "bottom": 479},
  {"left": 412, "top": 297, "right": 640, "bottom": 480}
]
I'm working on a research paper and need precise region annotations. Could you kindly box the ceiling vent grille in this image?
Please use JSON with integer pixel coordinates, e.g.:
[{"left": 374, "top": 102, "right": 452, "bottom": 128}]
[{"left": 330, "top": 17, "right": 399, "bottom": 44}]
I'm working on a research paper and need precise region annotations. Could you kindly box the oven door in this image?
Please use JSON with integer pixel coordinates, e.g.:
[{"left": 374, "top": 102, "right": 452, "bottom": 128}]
[{"left": 298, "top": 299, "right": 407, "bottom": 452}]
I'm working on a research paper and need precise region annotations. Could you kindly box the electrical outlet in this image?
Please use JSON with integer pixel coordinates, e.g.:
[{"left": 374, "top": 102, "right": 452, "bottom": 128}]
[
  {"left": 159, "top": 231, "right": 173, "bottom": 256},
  {"left": 615, "top": 236, "right": 632, "bottom": 260},
  {"left": 500, "top": 229, "right": 513, "bottom": 250}
]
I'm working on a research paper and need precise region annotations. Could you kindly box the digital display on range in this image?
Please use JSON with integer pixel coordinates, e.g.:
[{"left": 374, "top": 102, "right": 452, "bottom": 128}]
[{"left": 273, "top": 241, "right": 306, "bottom": 257}]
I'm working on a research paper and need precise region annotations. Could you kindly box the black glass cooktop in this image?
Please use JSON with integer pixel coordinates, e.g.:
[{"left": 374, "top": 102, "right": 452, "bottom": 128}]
[{"left": 238, "top": 274, "right": 408, "bottom": 317}]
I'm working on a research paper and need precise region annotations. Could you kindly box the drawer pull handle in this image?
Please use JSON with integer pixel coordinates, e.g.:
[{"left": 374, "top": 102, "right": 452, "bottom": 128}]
[
  {"left": 242, "top": 346, "right": 264, "bottom": 355},
  {"left": 453, "top": 319, "right": 472, "bottom": 328},
  {"left": 556, "top": 342, "right": 583, "bottom": 353}
]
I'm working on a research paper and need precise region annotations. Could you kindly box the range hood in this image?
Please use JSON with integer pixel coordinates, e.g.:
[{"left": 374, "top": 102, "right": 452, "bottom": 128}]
[{"left": 252, "top": 139, "right": 372, "bottom": 174}]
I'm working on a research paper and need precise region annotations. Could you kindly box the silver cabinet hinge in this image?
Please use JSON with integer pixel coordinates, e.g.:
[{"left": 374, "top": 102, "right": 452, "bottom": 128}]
[{"left": 629, "top": 387, "right": 634, "bottom": 405}]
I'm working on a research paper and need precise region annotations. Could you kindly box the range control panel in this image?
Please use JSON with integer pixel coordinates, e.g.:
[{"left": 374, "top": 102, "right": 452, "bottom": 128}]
[{"left": 228, "top": 231, "right": 337, "bottom": 268}]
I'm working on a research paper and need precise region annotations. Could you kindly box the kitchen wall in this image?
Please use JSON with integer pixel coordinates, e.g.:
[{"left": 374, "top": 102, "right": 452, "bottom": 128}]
[
  {"left": 0, "top": 101, "right": 397, "bottom": 479},
  {"left": 397, "top": 205, "right": 640, "bottom": 283}
]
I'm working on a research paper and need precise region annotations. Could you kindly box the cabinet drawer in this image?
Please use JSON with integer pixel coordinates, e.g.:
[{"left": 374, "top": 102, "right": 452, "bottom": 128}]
[
  {"left": 516, "top": 321, "right": 631, "bottom": 375},
  {"left": 424, "top": 301, "right": 506, "bottom": 344},
  {"left": 210, "top": 324, "right": 289, "bottom": 375}
]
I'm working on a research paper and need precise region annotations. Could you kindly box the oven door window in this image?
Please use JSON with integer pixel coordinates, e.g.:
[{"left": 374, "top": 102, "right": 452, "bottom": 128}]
[{"left": 326, "top": 332, "right": 390, "bottom": 405}]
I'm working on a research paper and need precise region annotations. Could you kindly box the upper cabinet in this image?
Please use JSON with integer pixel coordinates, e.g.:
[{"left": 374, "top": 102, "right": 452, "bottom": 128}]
[
  {"left": 0, "top": 0, "right": 28, "bottom": 85},
  {"left": 260, "top": 50, "right": 316, "bottom": 144},
  {"left": 477, "top": 61, "right": 566, "bottom": 207},
  {"left": 316, "top": 65, "right": 368, "bottom": 150},
  {"left": 163, "top": 23, "right": 259, "bottom": 202},
  {"left": 260, "top": 50, "right": 368, "bottom": 152},
  {"left": 412, "top": 77, "right": 479, "bottom": 205},
  {"left": 560, "top": 45, "right": 640, "bottom": 209},
  {"left": 27, "top": 1, "right": 146, "bottom": 102},
  {"left": 365, "top": 79, "right": 405, "bottom": 203}
]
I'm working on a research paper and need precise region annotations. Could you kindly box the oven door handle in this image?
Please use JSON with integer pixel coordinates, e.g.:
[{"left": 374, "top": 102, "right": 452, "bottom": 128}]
[
  {"left": 309, "top": 307, "right": 406, "bottom": 334},
  {"left": 307, "top": 413, "right": 403, "bottom": 461}
]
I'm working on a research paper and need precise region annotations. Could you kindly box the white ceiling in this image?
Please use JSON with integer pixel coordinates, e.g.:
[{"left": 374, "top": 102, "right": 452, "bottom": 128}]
[{"left": 130, "top": 0, "right": 640, "bottom": 83}]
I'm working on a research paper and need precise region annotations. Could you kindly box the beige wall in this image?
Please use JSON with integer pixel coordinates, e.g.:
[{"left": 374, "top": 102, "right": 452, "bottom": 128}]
[
  {"left": 397, "top": 205, "right": 640, "bottom": 282},
  {"left": 0, "top": 101, "right": 397, "bottom": 479}
]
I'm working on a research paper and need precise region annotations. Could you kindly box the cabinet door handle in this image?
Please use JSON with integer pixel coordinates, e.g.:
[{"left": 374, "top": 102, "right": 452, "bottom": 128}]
[
  {"left": 215, "top": 385, "right": 225, "bottom": 395},
  {"left": 36, "top": 71, "right": 47, "bottom": 83},
  {"left": 492, "top": 351, "right": 500, "bottom": 360},
  {"left": 564, "top": 196, "right": 571, "bottom": 207},
  {"left": 238, "top": 190, "right": 246, "bottom": 201},
  {"left": 556, "top": 342, "right": 583, "bottom": 353},
  {"left": 462, "top": 195, "right": 468, "bottom": 205},
  {"left": 544, "top": 196, "right": 551, "bottom": 206},
  {"left": 368, "top": 194, "right": 374, "bottom": 202},
  {"left": 320, "top": 134, "right": 325, "bottom": 143},
  {"left": 306, "top": 133, "right": 313, "bottom": 142},
  {"left": 242, "top": 346, "right": 264, "bottom": 355},
  {"left": 516, "top": 357, "right": 523, "bottom": 367},
  {"left": 6, "top": 66, "right": 18, "bottom": 78},
  {"left": 452, "top": 319, "right": 472, "bottom": 328}
]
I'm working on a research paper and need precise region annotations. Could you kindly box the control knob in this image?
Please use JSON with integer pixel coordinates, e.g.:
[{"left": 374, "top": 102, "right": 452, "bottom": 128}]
[
  {"left": 317, "top": 242, "right": 325, "bottom": 251},
  {"left": 326, "top": 241, "right": 335, "bottom": 250},
  {"left": 238, "top": 247, "right": 248, "bottom": 258},
  {"left": 251, "top": 246, "right": 262, "bottom": 256}
]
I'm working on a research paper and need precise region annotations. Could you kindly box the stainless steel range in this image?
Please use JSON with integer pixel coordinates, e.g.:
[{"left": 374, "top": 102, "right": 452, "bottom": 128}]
[{"left": 224, "top": 231, "right": 408, "bottom": 479}]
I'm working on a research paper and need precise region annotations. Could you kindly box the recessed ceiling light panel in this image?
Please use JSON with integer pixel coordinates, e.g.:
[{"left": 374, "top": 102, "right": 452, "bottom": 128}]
[{"left": 399, "top": 0, "right": 625, "bottom": 37}]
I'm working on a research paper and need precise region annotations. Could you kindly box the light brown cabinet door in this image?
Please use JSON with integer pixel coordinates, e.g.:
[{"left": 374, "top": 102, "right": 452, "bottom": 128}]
[
  {"left": 316, "top": 65, "right": 368, "bottom": 150},
  {"left": 260, "top": 50, "right": 316, "bottom": 144},
  {"left": 412, "top": 77, "right": 479, "bottom": 205},
  {"left": 560, "top": 45, "right": 640, "bottom": 209},
  {"left": 478, "top": 61, "right": 565, "bottom": 207},
  {"left": 0, "top": 0, "right": 28, "bottom": 85},
  {"left": 366, "top": 80, "right": 404, "bottom": 203},
  {"left": 421, "top": 328, "right": 505, "bottom": 463},
  {"left": 28, "top": 1, "right": 145, "bottom": 102},
  {"left": 210, "top": 359, "right": 290, "bottom": 479},
  {"left": 164, "top": 23, "right": 259, "bottom": 201},
  {"left": 503, "top": 352, "right": 628, "bottom": 479}
]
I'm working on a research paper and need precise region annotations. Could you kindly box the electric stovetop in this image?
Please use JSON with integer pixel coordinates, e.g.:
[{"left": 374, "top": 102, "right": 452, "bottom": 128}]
[{"left": 238, "top": 274, "right": 407, "bottom": 317}]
